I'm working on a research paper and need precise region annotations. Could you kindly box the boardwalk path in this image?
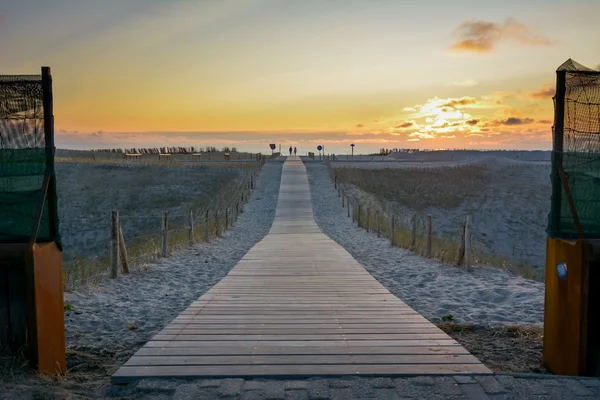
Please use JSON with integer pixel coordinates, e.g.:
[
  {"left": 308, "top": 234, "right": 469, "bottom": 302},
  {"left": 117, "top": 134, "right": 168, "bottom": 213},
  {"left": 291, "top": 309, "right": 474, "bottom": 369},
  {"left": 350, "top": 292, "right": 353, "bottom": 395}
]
[{"left": 113, "top": 157, "right": 490, "bottom": 382}]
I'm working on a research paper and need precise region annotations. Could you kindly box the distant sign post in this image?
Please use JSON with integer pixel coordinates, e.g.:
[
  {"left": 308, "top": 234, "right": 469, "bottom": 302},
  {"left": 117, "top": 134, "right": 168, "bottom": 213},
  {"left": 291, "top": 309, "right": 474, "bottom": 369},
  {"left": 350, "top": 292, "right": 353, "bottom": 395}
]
[
  {"left": 317, "top": 145, "right": 323, "bottom": 160},
  {"left": 351, "top": 143, "right": 355, "bottom": 157},
  {"left": 269, "top": 143, "right": 276, "bottom": 155}
]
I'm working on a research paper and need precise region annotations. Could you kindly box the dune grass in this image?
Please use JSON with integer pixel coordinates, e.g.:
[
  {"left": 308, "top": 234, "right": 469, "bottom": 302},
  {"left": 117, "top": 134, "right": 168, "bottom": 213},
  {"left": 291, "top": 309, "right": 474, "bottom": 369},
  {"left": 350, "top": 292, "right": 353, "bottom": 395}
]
[{"left": 336, "top": 164, "right": 545, "bottom": 281}]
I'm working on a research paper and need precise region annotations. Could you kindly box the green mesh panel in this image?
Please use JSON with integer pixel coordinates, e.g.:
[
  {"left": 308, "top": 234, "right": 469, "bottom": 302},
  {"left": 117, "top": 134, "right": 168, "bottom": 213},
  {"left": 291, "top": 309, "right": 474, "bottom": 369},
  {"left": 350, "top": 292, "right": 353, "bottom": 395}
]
[
  {"left": 548, "top": 65, "right": 600, "bottom": 239},
  {"left": 0, "top": 75, "right": 61, "bottom": 246}
]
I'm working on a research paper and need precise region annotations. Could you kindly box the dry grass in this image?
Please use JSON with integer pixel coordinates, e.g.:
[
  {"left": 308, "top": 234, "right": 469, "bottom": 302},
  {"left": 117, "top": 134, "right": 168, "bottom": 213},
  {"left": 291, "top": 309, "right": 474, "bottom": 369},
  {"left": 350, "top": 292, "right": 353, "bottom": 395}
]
[
  {"left": 335, "top": 165, "right": 490, "bottom": 211},
  {"left": 335, "top": 164, "right": 546, "bottom": 281},
  {"left": 438, "top": 323, "right": 546, "bottom": 373},
  {"left": 60, "top": 160, "right": 262, "bottom": 290}
]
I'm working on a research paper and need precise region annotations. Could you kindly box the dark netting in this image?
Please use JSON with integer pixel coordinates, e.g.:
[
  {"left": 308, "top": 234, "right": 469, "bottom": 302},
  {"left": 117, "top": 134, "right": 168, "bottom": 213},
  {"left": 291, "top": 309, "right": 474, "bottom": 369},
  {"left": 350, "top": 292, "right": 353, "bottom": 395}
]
[
  {"left": 548, "top": 61, "right": 600, "bottom": 238},
  {"left": 0, "top": 74, "right": 60, "bottom": 245}
]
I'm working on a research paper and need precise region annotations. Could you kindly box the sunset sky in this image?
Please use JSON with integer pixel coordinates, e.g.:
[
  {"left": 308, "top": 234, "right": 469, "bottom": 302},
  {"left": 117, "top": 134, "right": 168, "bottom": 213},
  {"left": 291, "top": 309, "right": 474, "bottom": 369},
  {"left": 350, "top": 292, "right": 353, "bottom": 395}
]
[{"left": 1, "top": 0, "right": 599, "bottom": 153}]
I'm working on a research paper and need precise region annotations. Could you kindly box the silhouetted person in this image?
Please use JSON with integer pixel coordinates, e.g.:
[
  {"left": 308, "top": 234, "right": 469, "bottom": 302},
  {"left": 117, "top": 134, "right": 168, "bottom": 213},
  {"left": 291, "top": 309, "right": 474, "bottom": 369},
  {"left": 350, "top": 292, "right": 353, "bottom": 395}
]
[
  {"left": 294, "top": 147, "right": 297, "bottom": 156},
  {"left": 289, "top": 146, "right": 292, "bottom": 156}
]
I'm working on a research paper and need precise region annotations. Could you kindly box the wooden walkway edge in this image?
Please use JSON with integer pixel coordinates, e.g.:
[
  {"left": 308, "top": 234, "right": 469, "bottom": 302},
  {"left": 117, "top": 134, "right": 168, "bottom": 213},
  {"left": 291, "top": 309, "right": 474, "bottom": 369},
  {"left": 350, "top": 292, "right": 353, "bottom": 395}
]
[{"left": 113, "top": 157, "right": 491, "bottom": 383}]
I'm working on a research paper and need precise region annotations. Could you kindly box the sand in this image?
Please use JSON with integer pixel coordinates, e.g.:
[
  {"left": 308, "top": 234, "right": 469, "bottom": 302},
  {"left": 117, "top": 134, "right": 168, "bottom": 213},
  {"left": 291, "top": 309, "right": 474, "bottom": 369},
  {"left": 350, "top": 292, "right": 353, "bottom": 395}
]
[{"left": 305, "top": 162, "right": 545, "bottom": 326}]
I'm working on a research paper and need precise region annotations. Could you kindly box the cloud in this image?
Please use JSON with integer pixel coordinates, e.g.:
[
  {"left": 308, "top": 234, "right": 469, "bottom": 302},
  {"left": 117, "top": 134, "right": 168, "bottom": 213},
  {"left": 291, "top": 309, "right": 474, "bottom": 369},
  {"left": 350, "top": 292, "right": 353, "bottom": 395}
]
[
  {"left": 402, "top": 106, "right": 417, "bottom": 112},
  {"left": 355, "top": 124, "right": 364, "bottom": 128},
  {"left": 409, "top": 132, "right": 436, "bottom": 139},
  {"left": 529, "top": 83, "right": 555, "bottom": 99},
  {"left": 440, "top": 97, "right": 477, "bottom": 108},
  {"left": 486, "top": 117, "right": 535, "bottom": 126},
  {"left": 466, "top": 119, "right": 479, "bottom": 126},
  {"left": 449, "top": 18, "right": 552, "bottom": 53},
  {"left": 395, "top": 122, "right": 414, "bottom": 129},
  {"left": 446, "top": 80, "right": 479, "bottom": 87}
]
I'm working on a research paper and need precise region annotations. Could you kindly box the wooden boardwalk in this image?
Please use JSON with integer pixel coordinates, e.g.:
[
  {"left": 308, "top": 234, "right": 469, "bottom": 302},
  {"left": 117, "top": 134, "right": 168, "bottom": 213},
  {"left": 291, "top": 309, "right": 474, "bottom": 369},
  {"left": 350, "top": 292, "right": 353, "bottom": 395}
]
[{"left": 113, "top": 157, "right": 491, "bottom": 382}]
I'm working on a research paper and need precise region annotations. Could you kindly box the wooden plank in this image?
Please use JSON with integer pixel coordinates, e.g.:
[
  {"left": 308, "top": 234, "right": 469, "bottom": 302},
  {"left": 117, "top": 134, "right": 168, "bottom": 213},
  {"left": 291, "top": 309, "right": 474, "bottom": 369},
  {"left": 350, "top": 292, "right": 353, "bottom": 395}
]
[
  {"left": 152, "top": 333, "right": 451, "bottom": 341},
  {"left": 134, "top": 345, "right": 470, "bottom": 357},
  {"left": 113, "top": 363, "right": 491, "bottom": 383},
  {"left": 124, "top": 354, "right": 482, "bottom": 366},
  {"left": 159, "top": 327, "right": 442, "bottom": 335},
  {"left": 143, "top": 339, "right": 460, "bottom": 347}
]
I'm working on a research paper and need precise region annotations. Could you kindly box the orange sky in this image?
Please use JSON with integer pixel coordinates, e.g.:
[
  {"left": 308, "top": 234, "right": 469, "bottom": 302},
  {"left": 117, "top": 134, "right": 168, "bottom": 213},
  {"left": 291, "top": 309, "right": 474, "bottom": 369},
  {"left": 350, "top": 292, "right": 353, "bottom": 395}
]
[{"left": 1, "top": 0, "right": 599, "bottom": 153}]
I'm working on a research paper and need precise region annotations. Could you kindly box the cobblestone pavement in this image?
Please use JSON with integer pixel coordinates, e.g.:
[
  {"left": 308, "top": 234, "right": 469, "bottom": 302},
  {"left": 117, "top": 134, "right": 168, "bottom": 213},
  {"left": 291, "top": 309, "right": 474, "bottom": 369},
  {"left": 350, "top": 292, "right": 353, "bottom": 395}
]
[{"left": 105, "top": 375, "right": 600, "bottom": 399}]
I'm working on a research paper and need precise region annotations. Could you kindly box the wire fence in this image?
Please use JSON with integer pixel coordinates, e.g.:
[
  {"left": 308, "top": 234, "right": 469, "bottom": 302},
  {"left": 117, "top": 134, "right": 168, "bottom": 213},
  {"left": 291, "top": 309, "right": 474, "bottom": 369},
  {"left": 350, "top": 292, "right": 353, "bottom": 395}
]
[
  {"left": 62, "top": 161, "right": 264, "bottom": 289},
  {"left": 324, "top": 158, "right": 543, "bottom": 281}
]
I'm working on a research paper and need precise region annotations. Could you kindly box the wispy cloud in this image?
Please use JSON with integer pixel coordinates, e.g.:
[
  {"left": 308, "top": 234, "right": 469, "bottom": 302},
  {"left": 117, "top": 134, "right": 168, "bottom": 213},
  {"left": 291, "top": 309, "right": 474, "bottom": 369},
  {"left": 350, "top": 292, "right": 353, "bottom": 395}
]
[
  {"left": 449, "top": 18, "right": 552, "bottom": 54},
  {"left": 446, "top": 80, "right": 479, "bottom": 87},
  {"left": 529, "top": 83, "right": 555, "bottom": 99},
  {"left": 485, "top": 117, "right": 535, "bottom": 127},
  {"left": 355, "top": 124, "right": 364, "bottom": 128}
]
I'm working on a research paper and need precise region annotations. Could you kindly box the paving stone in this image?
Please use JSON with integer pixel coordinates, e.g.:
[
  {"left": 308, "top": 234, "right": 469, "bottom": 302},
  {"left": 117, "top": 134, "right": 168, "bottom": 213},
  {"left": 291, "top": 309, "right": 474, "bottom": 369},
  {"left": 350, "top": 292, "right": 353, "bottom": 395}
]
[
  {"left": 265, "top": 382, "right": 286, "bottom": 400},
  {"left": 580, "top": 378, "right": 600, "bottom": 389},
  {"left": 460, "top": 384, "right": 490, "bottom": 400},
  {"left": 475, "top": 376, "right": 506, "bottom": 394},
  {"left": 514, "top": 379, "right": 554, "bottom": 395},
  {"left": 136, "top": 379, "right": 186, "bottom": 393},
  {"left": 351, "top": 379, "right": 376, "bottom": 398},
  {"left": 285, "top": 390, "right": 309, "bottom": 400},
  {"left": 371, "top": 377, "right": 395, "bottom": 388},
  {"left": 411, "top": 376, "right": 436, "bottom": 386},
  {"left": 219, "top": 378, "right": 245, "bottom": 398},
  {"left": 307, "top": 380, "right": 329, "bottom": 400},
  {"left": 394, "top": 379, "right": 423, "bottom": 398},
  {"left": 285, "top": 381, "right": 309, "bottom": 390},
  {"left": 242, "top": 391, "right": 267, "bottom": 400},
  {"left": 372, "top": 388, "right": 401, "bottom": 400},
  {"left": 173, "top": 385, "right": 218, "bottom": 400},
  {"left": 328, "top": 380, "right": 353, "bottom": 388},
  {"left": 244, "top": 381, "right": 266, "bottom": 391},
  {"left": 564, "top": 379, "right": 595, "bottom": 397},
  {"left": 487, "top": 394, "right": 510, "bottom": 400},
  {"left": 494, "top": 376, "right": 516, "bottom": 389},
  {"left": 199, "top": 379, "right": 223, "bottom": 388},
  {"left": 329, "top": 388, "right": 353, "bottom": 400},
  {"left": 435, "top": 377, "right": 463, "bottom": 396},
  {"left": 454, "top": 376, "right": 477, "bottom": 384}
]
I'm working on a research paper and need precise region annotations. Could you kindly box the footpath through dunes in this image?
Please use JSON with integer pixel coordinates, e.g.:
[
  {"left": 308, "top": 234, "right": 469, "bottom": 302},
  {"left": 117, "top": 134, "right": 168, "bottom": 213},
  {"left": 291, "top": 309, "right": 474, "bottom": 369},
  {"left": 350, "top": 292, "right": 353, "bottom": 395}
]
[{"left": 113, "top": 156, "right": 491, "bottom": 382}]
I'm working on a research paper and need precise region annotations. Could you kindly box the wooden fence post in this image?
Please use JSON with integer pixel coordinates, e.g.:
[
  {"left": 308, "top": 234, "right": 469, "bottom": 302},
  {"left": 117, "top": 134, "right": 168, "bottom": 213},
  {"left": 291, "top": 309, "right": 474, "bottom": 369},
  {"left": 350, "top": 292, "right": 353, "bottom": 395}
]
[
  {"left": 357, "top": 205, "right": 361, "bottom": 227},
  {"left": 189, "top": 210, "right": 194, "bottom": 245},
  {"left": 341, "top": 190, "right": 345, "bottom": 207},
  {"left": 338, "top": 187, "right": 341, "bottom": 198},
  {"left": 366, "top": 208, "right": 370, "bottom": 233},
  {"left": 111, "top": 211, "right": 119, "bottom": 279},
  {"left": 426, "top": 214, "right": 432, "bottom": 258},
  {"left": 204, "top": 210, "right": 209, "bottom": 242},
  {"left": 236, "top": 203, "right": 240, "bottom": 221},
  {"left": 465, "top": 215, "right": 473, "bottom": 271},
  {"left": 162, "top": 211, "right": 168, "bottom": 257},
  {"left": 348, "top": 200, "right": 351, "bottom": 218},
  {"left": 390, "top": 215, "right": 395, "bottom": 247},
  {"left": 334, "top": 176, "right": 337, "bottom": 189},
  {"left": 457, "top": 221, "right": 466, "bottom": 266},
  {"left": 118, "top": 223, "right": 129, "bottom": 274},
  {"left": 215, "top": 211, "right": 220, "bottom": 237},
  {"left": 376, "top": 210, "right": 380, "bottom": 238},
  {"left": 225, "top": 208, "right": 229, "bottom": 229},
  {"left": 411, "top": 214, "right": 417, "bottom": 249}
]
